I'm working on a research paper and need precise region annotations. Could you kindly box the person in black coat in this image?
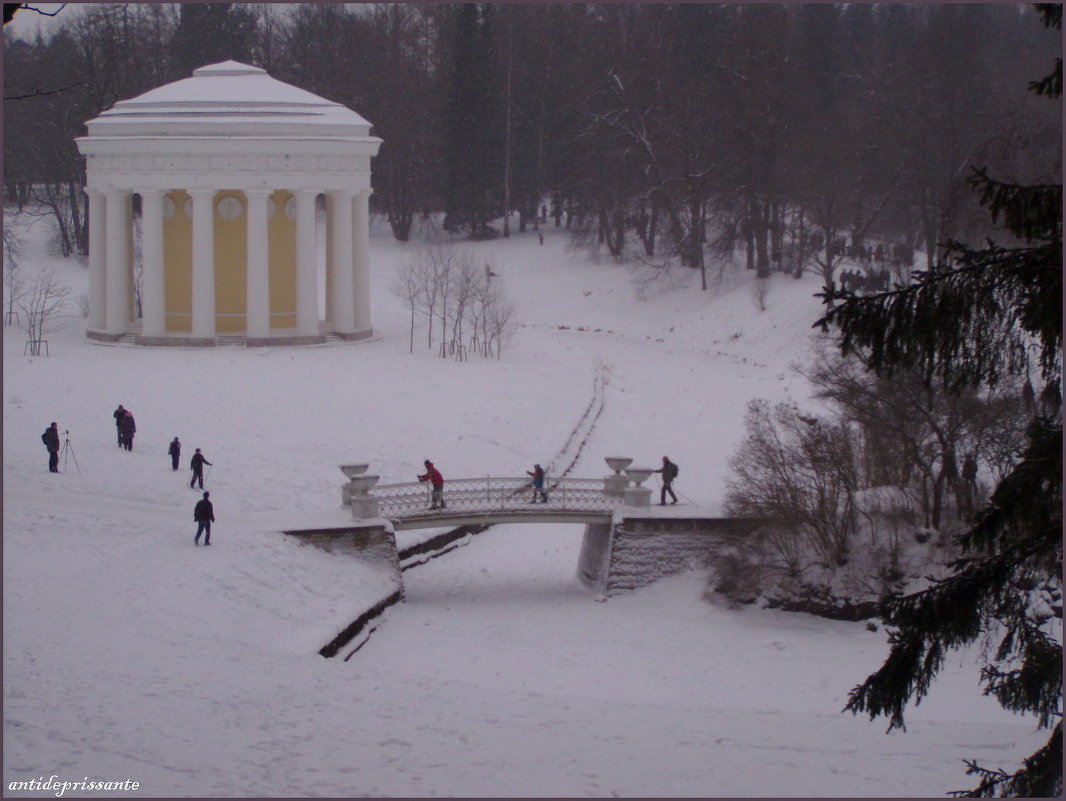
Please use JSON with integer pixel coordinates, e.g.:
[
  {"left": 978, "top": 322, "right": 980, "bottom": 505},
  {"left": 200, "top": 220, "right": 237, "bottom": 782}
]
[
  {"left": 42, "top": 422, "right": 60, "bottom": 473},
  {"left": 113, "top": 405, "right": 126, "bottom": 446},
  {"left": 190, "top": 448, "right": 212, "bottom": 489},
  {"left": 168, "top": 437, "right": 181, "bottom": 470},
  {"left": 119, "top": 410, "right": 136, "bottom": 451},
  {"left": 193, "top": 491, "right": 215, "bottom": 546},
  {"left": 654, "top": 455, "right": 679, "bottom": 505}
]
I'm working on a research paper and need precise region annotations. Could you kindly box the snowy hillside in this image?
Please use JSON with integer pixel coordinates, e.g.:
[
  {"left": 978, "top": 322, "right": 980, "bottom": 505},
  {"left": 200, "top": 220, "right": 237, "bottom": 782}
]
[{"left": 2, "top": 209, "right": 1043, "bottom": 797}]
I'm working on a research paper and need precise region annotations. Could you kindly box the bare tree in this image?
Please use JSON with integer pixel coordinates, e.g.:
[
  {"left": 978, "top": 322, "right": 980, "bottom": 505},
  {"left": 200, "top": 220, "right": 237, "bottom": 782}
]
[
  {"left": 3, "top": 222, "right": 26, "bottom": 326},
  {"left": 392, "top": 245, "right": 517, "bottom": 362},
  {"left": 446, "top": 255, "right": 480, "bottom": 361},
  {"left": 803, "top": 347, "right": 1028, "bottom": 530},
  {"left": 484, "top": 289, "right": 517, "bottom": 360},
  {"left": 20, "top": 268, "right": 70, "bottom": 355},
  {"left": 726, "top": 399, "right": 860, "bottom": 570},
  {"left": 391, "top": 257, "right": 423, "bottom": 354}
]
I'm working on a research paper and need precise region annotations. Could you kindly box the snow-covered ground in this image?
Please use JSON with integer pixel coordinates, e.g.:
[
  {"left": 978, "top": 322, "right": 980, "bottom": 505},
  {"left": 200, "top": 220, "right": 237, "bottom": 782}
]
[{"left": 2, "top": 209, "right": 1044, "bottom": 797}]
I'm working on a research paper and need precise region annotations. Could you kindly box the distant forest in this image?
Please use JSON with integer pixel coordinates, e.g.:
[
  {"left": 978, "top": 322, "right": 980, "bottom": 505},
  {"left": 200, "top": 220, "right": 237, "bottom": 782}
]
[{"left": 3, "top": 3, "right": 1061, "bottom": 283}]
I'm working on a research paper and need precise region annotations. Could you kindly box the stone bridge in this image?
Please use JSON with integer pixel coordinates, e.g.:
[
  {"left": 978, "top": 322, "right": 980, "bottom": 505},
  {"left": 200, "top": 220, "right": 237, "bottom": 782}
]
[
  {"left": 290, "top": 461, "right": 766, "bottom": 658},
  {"left": 342, "top": 458, "right": 659, "bottom": 529}
]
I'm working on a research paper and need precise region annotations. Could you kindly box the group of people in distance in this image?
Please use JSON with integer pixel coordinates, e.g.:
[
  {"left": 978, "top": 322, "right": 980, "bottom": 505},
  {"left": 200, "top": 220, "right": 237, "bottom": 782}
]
[
  {"left": 45, "top": 411, "right": 683, "bottom": 546},
  {"left": 415, "top": 455, "right": 680, "bottom": 510},
  {"left": 42, "top": 404, "right": 217, "bottom": 546}
]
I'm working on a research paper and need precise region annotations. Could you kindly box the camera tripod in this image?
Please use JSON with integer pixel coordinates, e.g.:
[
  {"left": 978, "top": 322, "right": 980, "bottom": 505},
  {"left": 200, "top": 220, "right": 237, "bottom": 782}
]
[{"left": 61, "top": 430, "right": 80, "bottom": 474}]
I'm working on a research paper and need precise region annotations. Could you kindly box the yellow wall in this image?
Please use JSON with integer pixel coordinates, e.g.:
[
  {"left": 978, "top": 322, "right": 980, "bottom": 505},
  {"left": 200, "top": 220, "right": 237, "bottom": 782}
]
[
  {"left": 268, "top": 190, "right": 297, "bottom": 329},
  {"left": 163, "top": 190, "right": 192, "bottom": 332},
  {"left": 213, "top": 191, "right": 247, "bottom": 333},
  {"left": 162, "top": 189, "right": 299, "bottom": 334}
]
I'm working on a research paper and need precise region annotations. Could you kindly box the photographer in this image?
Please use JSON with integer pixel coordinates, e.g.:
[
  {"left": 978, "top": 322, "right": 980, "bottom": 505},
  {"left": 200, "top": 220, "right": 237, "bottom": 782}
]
[{"left": 41, "top": 422, "right": 60, "bottom": 473}]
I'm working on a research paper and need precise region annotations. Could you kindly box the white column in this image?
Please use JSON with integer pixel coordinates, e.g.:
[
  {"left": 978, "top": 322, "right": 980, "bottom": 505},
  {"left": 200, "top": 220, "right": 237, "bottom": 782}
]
[
  {"left": 104, "top": 190, "right": 130, "bottom": 334},
  {"left": 295, "top": 189, "right": 319, "bottom": 337},
  {"left": 189, "top": 188, "right": 216, "bottom": 339},
  {"left": 139, "top": 189, "right": 166, "bottom": 337},
  {"left": 86, "top": 189, "right": 106, "bottom": 331},
  {"left": 352, "top": 190, "right": 372, "bottom": 334},
  {"left": 327, "top": 191, "right": 355, "bottom": 334},
  {"left": 245, "top": 189, "right": 271, "bottom": 339}
]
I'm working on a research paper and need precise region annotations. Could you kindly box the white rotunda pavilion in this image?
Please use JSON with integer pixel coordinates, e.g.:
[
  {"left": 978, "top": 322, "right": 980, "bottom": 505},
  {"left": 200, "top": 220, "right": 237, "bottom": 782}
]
[{"left": 76, "top": 60, "right": 382, "bottom": 346}]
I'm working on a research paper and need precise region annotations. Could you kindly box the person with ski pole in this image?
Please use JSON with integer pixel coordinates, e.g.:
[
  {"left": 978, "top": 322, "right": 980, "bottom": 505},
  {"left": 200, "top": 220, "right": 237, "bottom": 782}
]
[
  {"left": 418, "top": 460, "right": 446, "bottom": 509},
  {"left": 190, "top": 448, "right": 212, "bottom": 489},
  {"left": 653, "top": 455, "right": 679, "bottom": 505},
  {"left": 527, "top": 463, "right": 549, "bottom": 503}
]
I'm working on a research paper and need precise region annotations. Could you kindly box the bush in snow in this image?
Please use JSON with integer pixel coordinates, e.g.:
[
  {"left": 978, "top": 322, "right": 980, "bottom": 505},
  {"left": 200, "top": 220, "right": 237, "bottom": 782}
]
[{"left": 723, "top": 350, "right": 1030, "bottom": 612}]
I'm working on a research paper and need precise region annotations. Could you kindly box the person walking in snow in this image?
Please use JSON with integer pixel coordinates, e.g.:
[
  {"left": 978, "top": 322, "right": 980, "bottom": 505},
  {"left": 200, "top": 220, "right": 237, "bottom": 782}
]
[
  {"left": 168, "top": 437, "right": 182, "bottom": 471},
  {"left": 42, "top": 421, "right": 60, "bottom": 473},
  {"left": 113, "top": 404, "right": 126, "bottom": 446},
  {"left": 190, "top": 448, "right": 212, "bottom": 489},
  {"left": 654, "top": 455, "right": 679, "bottom": 505},
  {"left": 119, "top": 409, "right": 136, "bottom": 451},
  {"left": 193, "top": 491, "right": 215, "bottom": 546},
  {"left": 527, "top": 463, "right": 549, "bottom": 503},
  {"left": 418, "top": 460, "right": 446, "bottom": 509}
]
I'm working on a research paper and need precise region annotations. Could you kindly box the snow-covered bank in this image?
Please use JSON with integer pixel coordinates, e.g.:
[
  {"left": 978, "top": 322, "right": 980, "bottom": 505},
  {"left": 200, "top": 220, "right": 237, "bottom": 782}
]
[{"left": 3, "top": 210, "right": 1044, "bottom": 797}]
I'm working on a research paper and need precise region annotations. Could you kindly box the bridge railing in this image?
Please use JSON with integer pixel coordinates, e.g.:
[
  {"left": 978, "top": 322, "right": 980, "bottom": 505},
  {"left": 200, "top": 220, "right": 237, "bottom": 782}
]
[{"left": 372, "top": 476, "right": 622, "bottom": 519}]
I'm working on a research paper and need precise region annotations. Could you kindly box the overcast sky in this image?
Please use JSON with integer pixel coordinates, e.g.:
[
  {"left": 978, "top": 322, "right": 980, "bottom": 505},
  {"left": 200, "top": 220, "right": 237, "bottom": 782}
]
[{"left": 4, "top": 3, "right": 72, "bottom": 41}]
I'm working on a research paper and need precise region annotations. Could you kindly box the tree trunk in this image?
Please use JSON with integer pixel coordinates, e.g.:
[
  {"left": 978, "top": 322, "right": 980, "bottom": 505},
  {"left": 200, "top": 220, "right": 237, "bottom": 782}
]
[
  {"left": 502, "top": 25, "right": 513, "bottom": 239},
  {"left": 751, "top": 196, "right": 771, "bottom": 278},
  {"left": 744, "top": 212, "right": 755, "bottom": 271},
  {"left": 794, "top": 208, "right": 806, "bottom": 279},
  {"left": 770, "top": 200, "right": 783, "bottom": 272}
]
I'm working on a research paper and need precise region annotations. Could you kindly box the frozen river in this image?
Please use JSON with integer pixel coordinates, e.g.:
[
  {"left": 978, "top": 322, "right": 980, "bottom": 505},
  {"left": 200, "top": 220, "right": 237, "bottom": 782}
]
[{"left": 336, "top": 523, "right": 1039, "bottom": 797}]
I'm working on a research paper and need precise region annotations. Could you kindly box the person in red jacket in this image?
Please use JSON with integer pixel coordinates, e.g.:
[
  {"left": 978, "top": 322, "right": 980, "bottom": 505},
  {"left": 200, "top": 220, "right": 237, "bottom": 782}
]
[{"left": 418, "top": 460, "right": 446, "bottom": 509}]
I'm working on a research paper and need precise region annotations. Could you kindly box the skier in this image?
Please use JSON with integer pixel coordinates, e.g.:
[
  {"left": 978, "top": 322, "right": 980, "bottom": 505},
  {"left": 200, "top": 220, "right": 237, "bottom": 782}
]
[
  {"left": 119, "top": 409, "right": 136, "bottom": 451},
  {"left": 113, "top": 404, "right": 126, "bottom": 446},
  {"left": 190, "top": 448, "right": 212, "bottom": 489},
  {"left": 527, "top": 463, "right": 549, "bottom": 503},
  {"left": 654, "top": 455, "right": 679, "bottom": 505},
  {"left": 42, "top": 422, "right": 60, "bottom": 473},
  {"left": 168, "top": 437, "right": 181, "bottom": 471},
  {"left": 193, "top": 491, "right": 215, "bottom": 546},
  {"left": 417, "top": 460, "right": 446, "bottom": 509}
]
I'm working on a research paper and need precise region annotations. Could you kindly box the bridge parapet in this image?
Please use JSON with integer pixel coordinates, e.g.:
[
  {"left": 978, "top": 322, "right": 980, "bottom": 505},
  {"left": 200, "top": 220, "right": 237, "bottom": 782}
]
[{"left": 372, "top": 476, "right": 622, "bottom": 524}]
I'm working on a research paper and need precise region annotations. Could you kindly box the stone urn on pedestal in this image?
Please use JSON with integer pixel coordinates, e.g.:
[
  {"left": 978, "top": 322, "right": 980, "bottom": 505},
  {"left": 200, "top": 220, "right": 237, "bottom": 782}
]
[
  {"left": 340, "top": 464, "right": 380, "bottom": 519},
  {"left": 623, "top": 466, "right": 655, "bottom": 508},
  {"left": 603, "top": 456, "right": 633, "bottom": 497}
]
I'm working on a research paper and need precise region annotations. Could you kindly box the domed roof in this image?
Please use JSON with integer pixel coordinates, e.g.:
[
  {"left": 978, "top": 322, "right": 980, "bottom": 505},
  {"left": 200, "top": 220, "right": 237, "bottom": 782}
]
[{"left": 84, "top": 60, "right": 375, "bottom": 140}]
